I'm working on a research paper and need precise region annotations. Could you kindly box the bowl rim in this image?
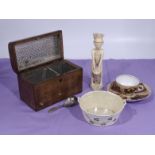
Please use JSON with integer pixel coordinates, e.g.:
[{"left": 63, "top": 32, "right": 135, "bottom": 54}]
[
  {"left": 116, "top": 74, "right": 140, "bottom": 88},
  {"left": 79, "top": 90, "right": 126, "bottom": 117}
]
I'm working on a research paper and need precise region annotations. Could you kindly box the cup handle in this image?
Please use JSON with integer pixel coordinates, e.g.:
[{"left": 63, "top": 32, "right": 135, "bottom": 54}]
[{"left": 135, "top": 84, "right": 144, "bottom": 93}]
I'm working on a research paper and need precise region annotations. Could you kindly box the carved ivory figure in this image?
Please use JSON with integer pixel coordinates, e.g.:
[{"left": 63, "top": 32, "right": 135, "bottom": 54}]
[{"left": 91, "top": 33, "right": 104, "bottom": 90}]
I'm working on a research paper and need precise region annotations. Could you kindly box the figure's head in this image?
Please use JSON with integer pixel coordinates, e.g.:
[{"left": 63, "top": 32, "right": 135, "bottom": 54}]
[
  {"left": 94, "top": 41, "right": 103, "bottom": 49},
  {"left": 93, "top": 33, "right": 104, "bottom": 49},
  {"left": 93, "top": 33, "right": 104, "bottom": 42}
]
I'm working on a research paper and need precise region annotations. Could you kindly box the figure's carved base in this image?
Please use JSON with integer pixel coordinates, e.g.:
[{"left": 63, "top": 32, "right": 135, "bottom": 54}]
[{"left": 91, "top": 83, "right": 103, "bottom": 90}]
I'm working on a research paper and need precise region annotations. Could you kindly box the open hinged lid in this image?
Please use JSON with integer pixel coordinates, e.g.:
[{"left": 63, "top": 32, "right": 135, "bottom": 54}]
[{"left": 9, "top": 30, "right": 64, "bottom": 73}]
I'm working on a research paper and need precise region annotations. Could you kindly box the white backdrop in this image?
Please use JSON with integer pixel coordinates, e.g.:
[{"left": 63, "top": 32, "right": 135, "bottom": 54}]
[{"left": 0, "top": 19, "right": 155, "bottom": 59}]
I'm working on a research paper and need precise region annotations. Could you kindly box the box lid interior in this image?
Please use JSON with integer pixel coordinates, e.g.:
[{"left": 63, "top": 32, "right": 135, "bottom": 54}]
[{"left": 9, "top": 30, "right": 64, "bottom": 73}]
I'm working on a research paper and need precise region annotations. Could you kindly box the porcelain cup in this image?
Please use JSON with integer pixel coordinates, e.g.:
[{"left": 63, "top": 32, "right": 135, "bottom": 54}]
[{"left": 116, "top": 74, "right": 144, "bottom": 93}]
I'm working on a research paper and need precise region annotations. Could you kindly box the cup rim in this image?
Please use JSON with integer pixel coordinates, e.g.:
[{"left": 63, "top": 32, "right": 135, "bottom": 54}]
[
  {"left": 79, "top": 91, "right": 126, "bottom": 117},
  {"left": 116, "top": 74, "right": 140, "bottom": 88}
]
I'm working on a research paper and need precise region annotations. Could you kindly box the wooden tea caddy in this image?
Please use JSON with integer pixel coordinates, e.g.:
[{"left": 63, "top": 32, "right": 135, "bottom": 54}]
[{"left": 9, "top": 30, "right": 83, "bottom": 111}]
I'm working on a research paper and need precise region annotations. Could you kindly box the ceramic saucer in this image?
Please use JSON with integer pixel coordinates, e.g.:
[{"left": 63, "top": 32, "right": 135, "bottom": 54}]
[{"left": 107, "top": 81, "right": 151, "bottom": 102}]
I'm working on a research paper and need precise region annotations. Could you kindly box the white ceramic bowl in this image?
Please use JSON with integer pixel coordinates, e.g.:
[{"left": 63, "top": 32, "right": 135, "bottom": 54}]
[
  {"left": 79, "top": 91, "right": 126, "bottom": 126},
  {"left": 116, "top": 74, "right": 140, "bottom": 88}
]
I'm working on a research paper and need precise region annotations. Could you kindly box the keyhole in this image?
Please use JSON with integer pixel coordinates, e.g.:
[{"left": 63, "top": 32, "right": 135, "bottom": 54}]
[{"left": 59, "top": 78, "right": 63, "bottom": 82}]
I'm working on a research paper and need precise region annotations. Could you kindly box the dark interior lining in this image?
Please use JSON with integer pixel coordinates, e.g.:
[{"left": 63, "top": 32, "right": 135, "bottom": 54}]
[{"left": 22, "top": 61, "right": 76, "bottom": 84}]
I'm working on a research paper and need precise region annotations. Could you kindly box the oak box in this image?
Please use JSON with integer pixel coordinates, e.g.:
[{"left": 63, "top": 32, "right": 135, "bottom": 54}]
[{"left": 9, "top": 30, "right": 83, "bottom": 111}]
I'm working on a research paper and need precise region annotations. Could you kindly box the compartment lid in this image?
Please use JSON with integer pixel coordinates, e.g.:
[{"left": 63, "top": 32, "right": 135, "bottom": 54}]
[{"left": 9, "top": 30, "right": 64, "bottom": 73}]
